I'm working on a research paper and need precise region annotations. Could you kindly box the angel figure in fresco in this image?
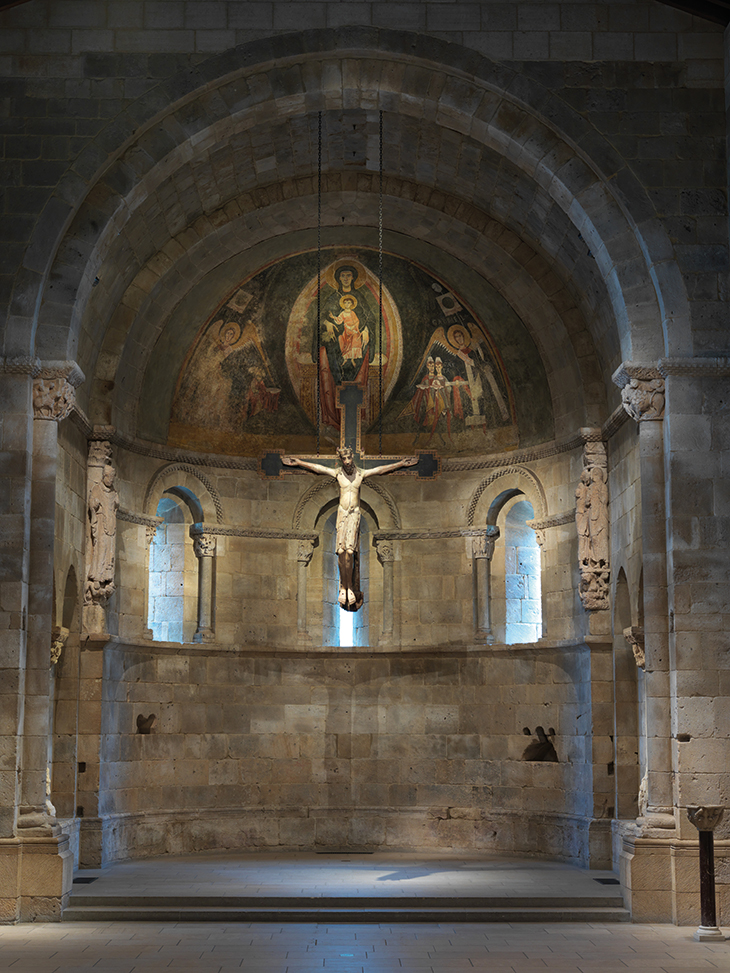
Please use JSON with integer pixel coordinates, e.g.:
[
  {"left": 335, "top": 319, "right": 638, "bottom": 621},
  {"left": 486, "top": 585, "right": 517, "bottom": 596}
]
[
  {"left": 282, "top": 447, "right": 417, "bottom": 611},
  {"left": 399, "top": 328, "right": 469, "bottom": 445},
  {"left": 219, "top": 319, "right": 279, "bottom": 426},
  {"left": 314, "top": 264, "right": 375, "bottom": 429},
  {"left": 449, "top": 323, "right": 510, "bottom": 426}
]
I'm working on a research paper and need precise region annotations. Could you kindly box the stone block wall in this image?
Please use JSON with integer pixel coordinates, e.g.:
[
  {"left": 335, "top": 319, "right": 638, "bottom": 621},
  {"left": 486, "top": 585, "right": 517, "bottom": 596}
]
[{"left": 96, "top": 643, "right": 600, "bottom": 864}]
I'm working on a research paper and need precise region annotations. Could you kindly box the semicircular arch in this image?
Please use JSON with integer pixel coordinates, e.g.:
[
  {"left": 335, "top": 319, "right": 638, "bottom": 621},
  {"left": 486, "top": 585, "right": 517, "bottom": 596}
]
[
  {"left": 144, "top": 463, "right": 224, "bottom": 523},
  {"left": 22, "top": 29, "right": 680, "bottom": 387},
  {"left": 467, "top": 466, "right": 548, "bottom": 527}
]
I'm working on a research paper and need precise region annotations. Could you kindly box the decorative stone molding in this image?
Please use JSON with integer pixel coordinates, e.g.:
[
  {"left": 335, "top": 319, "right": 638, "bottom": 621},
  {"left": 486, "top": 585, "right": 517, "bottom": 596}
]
[
  {"left": 3, "top": 355, "right": 41, "bottom": 376},
  {"left": 117, "top": 508, "right": 163, "bottom": 530},
  {"left": 296, "top": 539, "right": 316, "bottom": 564},
  {"left": 375, "top": 527, "right": 499, "bottom": 542},
  {"left": 193, "top": 534, "right": 217, "bottom": 558},
  {"left": 144, "top": 463, "right": 224, "bottom": 523},
  {"left": 602, "top": 404, "right": 630, "bottom": 440},
  {"left": 528, "top": 512, "right": 575, "bottom": 531},
  {"left": 624, "top": 626, "right": 645, "bottom": 669},
  {"left": 658, "top": 357, "right": 730, "bottom": 378},
  {"left": 576, "top": 440, "right": 609, "bottom": 611},
  {"left": 50, "top": 626, "right": 69, "bottom": 666},
  {"left": 467, "top": 466, "right": 547, "bottom": 526},
  {"left": 687, "top": 806, "right": 725, "bottom": 832},
  {"left": 32, "top": 377, "right": 75, "bottom": 420},
  {"left": 146, "top": 525, "right": 157, "bottom": 544},
  {"left": 69, "top": 404, "right": 93, "bottom": 437},
  {"left": 190, "top": 522, "right": 318, "bottom": 542}
]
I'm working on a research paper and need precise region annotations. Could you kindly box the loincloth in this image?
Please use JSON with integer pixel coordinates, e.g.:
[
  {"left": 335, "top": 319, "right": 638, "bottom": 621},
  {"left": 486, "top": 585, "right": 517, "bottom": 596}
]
[{"left": 335, "top": 505, "right": 360, "bottom": 554}]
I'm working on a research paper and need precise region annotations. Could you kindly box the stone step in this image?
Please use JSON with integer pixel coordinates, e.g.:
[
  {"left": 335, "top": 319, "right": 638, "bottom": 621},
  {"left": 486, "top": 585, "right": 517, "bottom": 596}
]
[{"left": 63, "top": 897, "right": 630, "bottom": 923}]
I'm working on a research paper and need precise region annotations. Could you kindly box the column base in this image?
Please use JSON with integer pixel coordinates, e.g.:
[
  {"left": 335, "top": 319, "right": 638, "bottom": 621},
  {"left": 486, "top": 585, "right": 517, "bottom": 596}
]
[
  {"left": 0, "top": 834, "right": 73, "bottom": 923},
  {"left": 694, "top": 926, "right": 725, "bottom": 942},
  {"left": 192, "top": 628, "right": 215, "bottom": 643}
]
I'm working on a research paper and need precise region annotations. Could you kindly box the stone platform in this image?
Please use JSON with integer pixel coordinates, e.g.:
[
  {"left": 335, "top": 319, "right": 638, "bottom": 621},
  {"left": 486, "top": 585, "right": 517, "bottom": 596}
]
[{"left": 64, "top": 851, "right": 629, "bottom": 923}]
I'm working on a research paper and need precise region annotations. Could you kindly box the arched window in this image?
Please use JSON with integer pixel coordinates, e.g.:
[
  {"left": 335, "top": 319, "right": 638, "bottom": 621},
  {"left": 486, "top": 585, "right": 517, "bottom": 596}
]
[
  {"left": 321, "top": 510, "right": 369, "bottom": 647},
  {"left": 147, "top": 490, "right": 200, "bottom": 642},
  {"left": 504, "top": 499, "right": 542, "bottom": 644}
]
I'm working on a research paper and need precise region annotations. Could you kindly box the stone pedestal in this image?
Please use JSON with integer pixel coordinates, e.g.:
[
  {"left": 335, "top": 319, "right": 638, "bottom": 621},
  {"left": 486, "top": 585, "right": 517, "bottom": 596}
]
[{"left": 0, "top": 833, "right": 73, "bottom": 923}]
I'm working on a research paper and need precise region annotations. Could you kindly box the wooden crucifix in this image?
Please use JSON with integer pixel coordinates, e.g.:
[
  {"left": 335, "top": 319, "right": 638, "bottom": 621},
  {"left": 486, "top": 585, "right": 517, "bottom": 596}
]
[{"left": 260, "top": 383, "right": 440, "bottom": 612}]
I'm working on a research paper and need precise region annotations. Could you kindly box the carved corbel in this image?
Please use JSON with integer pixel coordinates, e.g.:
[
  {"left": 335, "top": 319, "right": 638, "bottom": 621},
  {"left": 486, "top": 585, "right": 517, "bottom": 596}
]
[
  {"left": 50, "top": 626, "right": 69, "bottom": 666},
  {"left": 623, "top": 625, "right": 645, "bottom": 668}
]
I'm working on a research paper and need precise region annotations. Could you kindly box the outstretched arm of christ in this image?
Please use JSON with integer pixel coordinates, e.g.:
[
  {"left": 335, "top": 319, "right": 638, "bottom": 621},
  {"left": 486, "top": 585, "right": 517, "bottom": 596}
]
[
  {"left": 362, "top": 456, "right": 418, "bottom": 478},
  {"left": 282, "top": 456, "right": 338, "bottom": 477}
]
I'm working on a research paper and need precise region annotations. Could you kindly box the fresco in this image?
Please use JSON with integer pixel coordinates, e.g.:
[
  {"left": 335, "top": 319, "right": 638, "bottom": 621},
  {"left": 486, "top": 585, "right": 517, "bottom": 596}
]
[{"left": 167, "top": 247, "right": 547, "bottom": 457}]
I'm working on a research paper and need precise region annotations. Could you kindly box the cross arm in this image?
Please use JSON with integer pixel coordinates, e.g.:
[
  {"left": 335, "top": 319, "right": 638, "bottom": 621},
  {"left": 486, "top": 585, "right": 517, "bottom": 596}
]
[{"left": 282, "top": 456, "right": 338, "bottom": 477}]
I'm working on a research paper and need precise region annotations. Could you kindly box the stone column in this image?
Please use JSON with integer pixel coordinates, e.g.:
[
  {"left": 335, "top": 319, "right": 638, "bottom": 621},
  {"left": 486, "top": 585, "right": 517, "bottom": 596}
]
[
  {"left": 142, "top": 524, "right": 157, "bottom": 640},
  {"left": 472, "top": 527, "right": 499, "bottom": 640},
  {"left": 192, "top": 532, "right": 216, "bottom": 643},
  {"left": 375, "top": 540, "right": 395, "bottom": 637},
  {"left": 615, "top": 367, "right": 673, "bottom": 825},
  {"left": 0, "top": 361, "right": 35, "bottom": 922},
  {"left": 296, "top": 539, "right": 315, "bottom": 637},
  {"left": 17, "top": 366, "right": 78, "bottom": 918}
]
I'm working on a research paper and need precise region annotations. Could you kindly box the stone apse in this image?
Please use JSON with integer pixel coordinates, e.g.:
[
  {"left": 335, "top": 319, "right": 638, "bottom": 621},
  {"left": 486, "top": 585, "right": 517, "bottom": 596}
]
[{"left": 1, "top": 15, "right": 728, "bottom": 927}]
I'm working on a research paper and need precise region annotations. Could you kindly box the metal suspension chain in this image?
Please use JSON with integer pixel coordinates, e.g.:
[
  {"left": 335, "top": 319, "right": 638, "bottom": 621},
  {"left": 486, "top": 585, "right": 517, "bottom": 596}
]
[
  {"left": 378, "top": 109, "right": 383, "bottom": 457},
  {"left": 317, "top": 110, "right": 322, "bottom": 456}
]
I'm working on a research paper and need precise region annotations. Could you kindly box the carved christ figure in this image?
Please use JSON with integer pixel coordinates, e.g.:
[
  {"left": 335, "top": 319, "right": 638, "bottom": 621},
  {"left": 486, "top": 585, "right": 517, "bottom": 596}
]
[{"left": 283, "top": 447, "right": 417, "bottom": 611}]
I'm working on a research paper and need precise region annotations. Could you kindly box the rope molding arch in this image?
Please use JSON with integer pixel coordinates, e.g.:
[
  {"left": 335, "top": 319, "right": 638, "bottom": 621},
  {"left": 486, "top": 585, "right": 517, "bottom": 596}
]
[
  {"left": 144, "top": 463, "right": 224, "bottom": 523},
  {"left": 467, "top": 466, "right": 548, "bottom": 527}
]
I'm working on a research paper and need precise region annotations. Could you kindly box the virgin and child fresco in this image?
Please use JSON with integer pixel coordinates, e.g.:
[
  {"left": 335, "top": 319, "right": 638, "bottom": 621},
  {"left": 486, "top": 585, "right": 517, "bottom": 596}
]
[{"left": 166, "top": 247, "right": 551, "bottom": 457}]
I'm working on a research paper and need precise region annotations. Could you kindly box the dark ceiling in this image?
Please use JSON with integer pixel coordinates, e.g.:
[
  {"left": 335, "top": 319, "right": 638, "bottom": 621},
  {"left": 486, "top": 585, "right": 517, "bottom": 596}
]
[{"left": 1, "top": 0, "right": 729, "bottom": 22}]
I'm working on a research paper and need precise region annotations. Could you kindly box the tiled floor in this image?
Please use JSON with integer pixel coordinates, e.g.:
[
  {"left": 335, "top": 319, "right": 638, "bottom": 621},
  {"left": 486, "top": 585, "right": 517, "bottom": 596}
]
[
  {"left": 5, "top": 854, "right": 728, "bottom": 971},
  {"left": 1, "top": 920, "right": 728, "bottom": 972}
]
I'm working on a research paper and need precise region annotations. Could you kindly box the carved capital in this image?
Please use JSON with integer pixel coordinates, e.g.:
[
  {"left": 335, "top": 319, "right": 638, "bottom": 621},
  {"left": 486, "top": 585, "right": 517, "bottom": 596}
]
[
  {"left": 687, "top": 805, "right": 725, "bottom": 832},
  {"left": 32, "top": 377, "right": 74, "bottom": 420},
  {"left": 193, "top": 534, "right": 217, "bottom": 558},
  {"left": 621, "top": 378, "right": 665, "bottom": 421},
  {"left": 472, "top": 533, "right": 496, "bottom": 560},
  {"left": 146, "top": 525, "right": 157, "bottom": 544},
  {"left": 297, "top": 539, "right": 315, "bottom": 564},
  {"left": 375, "top": 540, "right": 395, "bottom": 564},
  {"left": 623, "top": 625, "right": 645, "bottom": 668},
  {"left": 50, "top": 626, "right": 69, "bottom": 666}
]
